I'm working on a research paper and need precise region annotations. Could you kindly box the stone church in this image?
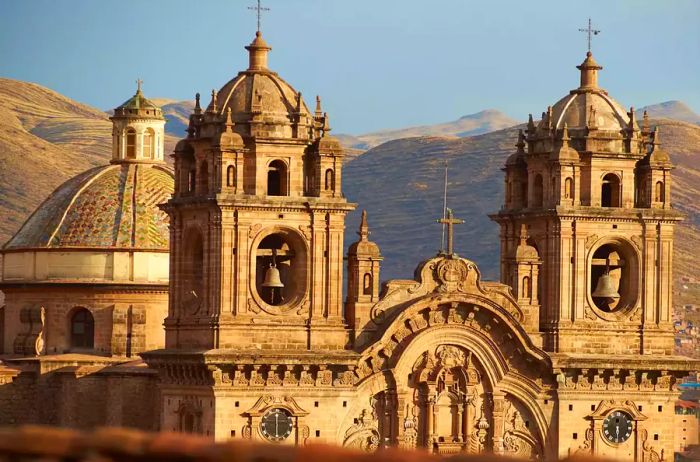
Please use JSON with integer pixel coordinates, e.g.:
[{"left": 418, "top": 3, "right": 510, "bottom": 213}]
[{"left": 0, "top": 27, "right": 696, "bottom": 461}]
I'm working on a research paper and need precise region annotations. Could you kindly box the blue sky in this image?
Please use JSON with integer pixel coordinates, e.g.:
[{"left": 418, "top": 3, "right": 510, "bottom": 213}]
[{"left": 1, "top": 0, "right": 698, "bottom": 134}]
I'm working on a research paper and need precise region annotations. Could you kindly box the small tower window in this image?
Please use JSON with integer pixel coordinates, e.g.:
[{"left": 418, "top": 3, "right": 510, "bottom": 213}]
[
  {"left": 506, "top": 181, "right": 512, "bottom": 204},
  {"left": 143, "top": 128, "right": 155, "bottom": 159},
  {"left": 521, "top": 180, "right": 528, "bottom": 207},
  {"left": 363, "top": 273, "right": 372, "bottom": 295},
  {"left": 70, "top": 308, "right": 95, "bottom": 350},
  {"left": 522, "top": 276, "right": 531, "bottom": 299},
  {"left": 267, "top": 160, "right": 288, "bottom": 196},
  {"left": 532, "top": 174, "right": 543, "bottom": 207},
  {"left": 550, "top": 176, "right": 556, "bottom": 201},
  {"left": 325, "top": 168, "right": 335, "bottom": 191},
  {"left": 655, "top": 181, "right": 664, "bottom": 203},
  {"left": 188, "top": 170, "right": 196, "bottom": 193},
  {"left": 227, "top": 165, "right": 236, "bottom": 188},
  {"left": 601, "top": 173, "right": 621, "bottom": 207},
  {"left": 126, "top": 129, "right": 137, "bottom": 159},
  {"left": 565, "top": 177, "right": 573, "bottom": 199}
]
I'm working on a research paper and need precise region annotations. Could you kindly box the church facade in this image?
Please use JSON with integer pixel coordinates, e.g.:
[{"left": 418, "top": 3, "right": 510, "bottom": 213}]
[{"left": 0, "top": 28, "right": 696, "bottom": 461}]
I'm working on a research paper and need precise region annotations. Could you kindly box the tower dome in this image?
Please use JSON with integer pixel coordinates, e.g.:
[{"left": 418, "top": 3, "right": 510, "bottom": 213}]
[
  {"left": 545, "top": 52, "right": 635, "bottom": 133},
  {"left": 201, "top": 32, "right": 315, "bottom": 140}
]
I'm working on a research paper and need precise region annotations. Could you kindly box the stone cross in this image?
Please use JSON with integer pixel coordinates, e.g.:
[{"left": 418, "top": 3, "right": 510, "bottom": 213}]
[
  {"left": 248, "top": 0, "right": 270, "bottom": 32},
  {"left": 437, "top": 208, "right": 464, "bottom": 256},
  {"left": 578, "top": 18, "right": 600, "bottom": 52},
  {"left": 136, "top": 78, "right": 143, "bottom": 93}
]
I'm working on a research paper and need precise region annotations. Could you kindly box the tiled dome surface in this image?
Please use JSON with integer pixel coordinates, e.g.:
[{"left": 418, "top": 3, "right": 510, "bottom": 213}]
[{"left": 5, "top": 164, "right": 173, "bottom": 250}]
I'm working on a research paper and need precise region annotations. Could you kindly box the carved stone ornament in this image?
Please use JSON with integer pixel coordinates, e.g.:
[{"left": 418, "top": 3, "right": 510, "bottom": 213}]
[
  {"left": 248, "top": 223, "right": 262, "bottom": 239},
  {"left": 436, "top": 344, "right": 466, "bottom": 368},
  {"left": 343, "top": 400, "right": 380, "bottom": 452},
  {"left": 631, "top": 235, "right": 643, "bottom": 253},
  {"left": 298, "top": 225, "right": 312, "bottom": 241},
  {"left": 585, "top": 234, "right": 599, "bottom": 250}
]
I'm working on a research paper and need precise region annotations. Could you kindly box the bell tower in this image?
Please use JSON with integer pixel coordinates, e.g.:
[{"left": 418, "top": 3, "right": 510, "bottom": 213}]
[
  {"left": 163, "top": 31, "right": 354, "bottom": 351},
  {"left": 491, "top": 51, "right": 683, "bottom": 355}
]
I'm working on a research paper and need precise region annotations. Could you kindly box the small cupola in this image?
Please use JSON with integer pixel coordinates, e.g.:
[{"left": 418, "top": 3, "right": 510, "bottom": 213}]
[
  {"left": 110, "top": 80, "right": 166, "bottom": 164},
  {"left": 577, "top": 52, "right": 603, "bottom": 90}
]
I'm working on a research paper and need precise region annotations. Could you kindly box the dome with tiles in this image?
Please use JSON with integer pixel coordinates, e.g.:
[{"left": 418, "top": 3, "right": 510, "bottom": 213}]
[{"left": 4, "top": 164, "right": 174, "bottom": 250}]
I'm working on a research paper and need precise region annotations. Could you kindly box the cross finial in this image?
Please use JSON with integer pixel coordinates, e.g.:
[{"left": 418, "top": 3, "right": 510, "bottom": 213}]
[
  {"left": 136, "top": 78, "right": 143, "bottom": 94},
  {"left": 248, "top": 0, "right": 270, "bottom": 33},
  {"left": 578, "top": 18, "right": 600, "bottom": 53},
  {"left": 436, "top": 208, "right": 464, "bottom": 256}
]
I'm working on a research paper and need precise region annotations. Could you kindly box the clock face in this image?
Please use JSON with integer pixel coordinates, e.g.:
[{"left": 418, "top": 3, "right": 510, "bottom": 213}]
[
  {"left": 603, "top": 411, "right": 633, "bottom": 444},
  {"left": 260, "top": 408, "right": 293, "bottom": 442}
]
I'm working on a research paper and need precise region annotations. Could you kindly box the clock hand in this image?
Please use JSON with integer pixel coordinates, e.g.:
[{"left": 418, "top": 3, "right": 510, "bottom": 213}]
[
  {"left": 616, "top": 425, "right": 619, "bottom": 439},
  {"left": 275, "top": 413, "right": 279, "bottom": 435}
]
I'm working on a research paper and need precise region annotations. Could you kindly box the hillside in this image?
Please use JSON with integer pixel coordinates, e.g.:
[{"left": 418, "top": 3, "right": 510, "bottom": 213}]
[
  {"left": 342, "top": 120, "right": 700, "bottom": 306},
  {"left": 336, "top": 109, "right": 520, "bottom": 151},
  {"left": 637, "top": 101, "right": 700, "bottom": 125}
]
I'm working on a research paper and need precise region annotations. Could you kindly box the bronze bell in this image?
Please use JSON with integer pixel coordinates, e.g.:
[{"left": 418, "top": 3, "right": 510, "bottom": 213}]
[
  {"left": 592, "top": 268, "right": 620, "bottom": 299},
  {"left": 262, "top": 262, "right": 284, "bottom": 288}
]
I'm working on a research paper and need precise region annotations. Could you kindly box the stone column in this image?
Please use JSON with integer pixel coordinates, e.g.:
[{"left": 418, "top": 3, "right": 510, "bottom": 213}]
[
  {"left": 426, "top": 396, "right": 435, "bottom": 445},
  {"left": 492, "top": 392, "right": 506, "bottom": 455}
]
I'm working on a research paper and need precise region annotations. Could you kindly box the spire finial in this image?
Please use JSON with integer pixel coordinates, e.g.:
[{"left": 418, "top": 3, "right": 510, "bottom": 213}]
[
  {"left": 225, "top": 107, "right": 233, "bottom": 133},
  {"left": 561, "top": 122, "right": 570, "bottom": 143},
  {"left": 248, "top": 0, "right": 269, "bottom": 33},
  {"left": 358, "top": 210, "right": 369, "bottom": 241},
  {"left": 516, "top": 129, "right": 526, "bottom": 152},
  {"left": 654, "top": 126, "right": 662, "bottom": 146},
  {"left": 578, "top": 18, "right": 600, "bottom": 53},
  {"left": 210, "top": 89, "right": 218, "bottom": 113},
  {"left": 194, "top": 92, "right": 201, "bottom": 114},
  {"left": 136, "top": 78, "right": 143, "bottom": 95},
  {"left": 519, "top": 223, "right": 529, "bottom": 245},
  {"left": 315, "top": 95, "right": 322, "bottom": 116}
]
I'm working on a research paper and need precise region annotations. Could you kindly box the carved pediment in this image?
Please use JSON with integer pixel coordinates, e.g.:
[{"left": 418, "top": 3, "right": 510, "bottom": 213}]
[
  {"left": 242, "top": 395, "right": 309, "bottom": 417},
  {"left": 588, "top": 399, "right": 647, "bottom": 421}
]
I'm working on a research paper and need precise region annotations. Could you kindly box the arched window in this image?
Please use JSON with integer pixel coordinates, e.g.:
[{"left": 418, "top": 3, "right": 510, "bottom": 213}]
[
  {"left": 325, "top": 168, "right": 335, "bottom": 191},
  {"left": 126, "top": 129, "right": 136, "bottom": 159},
  {"left": 363, "top": 273, "right": 372, "bottom": 295},
  {"left": 520, "top": 180, "right": 528, "bottom": 207},
  {"left": 70, "top": 308, "right": 95, "bottom": 349},
  {"left": 506, "top": 181, "right": 512, "bottom": 204},
  {"left": 532, "top": 174, "right": 543, "bottom": 207},
  {"left": 267, "top": 160, "right": 288, "bottom": 196},
  {"left": 655, "top": 181, "right": 665, "bottom": 203},
  {"left": 522, "top": 276, "right": 531, "bottom": 299},
  {"left": 143, "top": 128, "right": 155, "bottom": 159},
  {"left": 199, "top": 162, "right": 209, "bottom": 194},
  {"left": 564, "top": 177, "right": 573, "bottom": 199},
  {"left": 226, "top": 165, "right": 236, "bottom": 188},
  {"left": 188, "top": 170, "right": 196, "bottom": 193},
  {"left": 601, "top": 173, "right": 621, "bottom": 207}
]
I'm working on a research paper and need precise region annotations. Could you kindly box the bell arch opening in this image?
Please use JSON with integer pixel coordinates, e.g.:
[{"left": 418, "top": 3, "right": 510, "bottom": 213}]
[
  {"left": 589, "top": 241, "right": 638, "bottom": 313},
  {"left": 254, "top": 230, "right": 307, "bottom": 307},
  {"left": 267, "top": 160, "right": 288, "bottom": 196},
  {"left": 601, "top": 173, "right": 621, "bottom": 207},
  {"left": 226, "top": 165, "right": 236, "bottom": 188}
]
